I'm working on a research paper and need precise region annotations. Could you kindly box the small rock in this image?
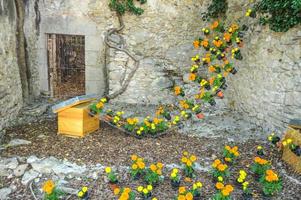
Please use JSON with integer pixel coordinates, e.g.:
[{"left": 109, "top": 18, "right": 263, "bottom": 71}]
[
  {"left": 27, "top": 155, "right": 39, "bottom": 164},
  {"left": 7, "top": 139, "right": 31, "bottom": 147},
  {"left": 0, "top": 187, "right": 12, "bottom": 200},
  {"left": 21, "top": 170, "right": 39, "bottom": 185},
  {"left": 13, "top": 164, "right": 28, "bottom": 177},
  {"left": 0, "top": 158, "right": 18, "bottom": 169}
]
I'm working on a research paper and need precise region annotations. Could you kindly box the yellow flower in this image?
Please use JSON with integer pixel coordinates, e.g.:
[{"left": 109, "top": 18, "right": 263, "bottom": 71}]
[
  {"left": 257, "top": 146, "right": 263, "bottom": 150},
  {"left": 190, "top": 155, "right": 197, "bottom": 162},
  {"left": 218, "top": 176, "right": 223, "bottom": 182},
  {"left": 237, "top": 178, "right": 244, "bottom": 183},
  {"left": 216, "top": 182, "right": 224, "bottom": 190},
  {"left": 137, "top": 161, "right": 145, "bottom": 169},
  {"left": 181, "top": 157, "right": 188, "bottom": 163},
  {"left": 171, "top": 173, "right": 177, "bottom": 178},
  {"left": 82, "top": 186, "right": 88, "bottom": 193},
  {"left": 100, "top": 98, "right": 107, "bottom": 103},
  {"left": 186, "top": 160, "right": 192, "bottom": 167},
  {"left": 132, "top": 164, "right": 138, "bottom": 170},
  {"left": 78, "top": 191, "right": 84, "bottom": 197},
  {"left": 196, "top": 181, "right": 203, "bottom": 188},
  {"left": 193, "top": 184, "right": 197, "bottom": 190},
  {"left": 114, "top": 188, "right": 120, "bottom": 195},
  {"left": 150, "top": 164, "right": 157, "bottom": 172},
  {"left": 147, "top": 185, "right": 153, "bottom": 191},
  {"left": 287, "top": 138, "right": 292, "bottom": 144},
  {"left": 105, "top": 167, "right": 111, "bottom": 174},
  {"left": 131, "top": 154, "right": 138, "bottom": 161},
  {"left": 282, "top": 141, "right": 287, "bottom": 146},
  {"left": 156, "top": 169, "right": 162, "bottom": 175},
  {"left": 172, "top": 168, "right": 179, "bottom": 173},
  {"left": 143, "top": 188, "right": 148, "bottom": 194},
  {"left": 157, "top": 162, "right": 163, "bottom": 169},
  {"left": 183, "top": 151, "right": 189, "bottom": 156},
  {"left": 178, "top": 186, "right": 186, "bottom": 194},
  {"left": 137, "top": 186, "right": 143, "bottom": 192},
  {"left": 124, "top": 187, "right": 131, "bottom": 193},
  {"left": 152, "top": 198, "right": 158, "bottom": 200},
  {"left": 185, "top": 192, "right": 193, "bottom": 200},
  {"left": 42, "top": 180, "right": 55, "bottom": 195}
]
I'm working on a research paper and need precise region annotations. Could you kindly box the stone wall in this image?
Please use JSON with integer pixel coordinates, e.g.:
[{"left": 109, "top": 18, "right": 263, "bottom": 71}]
[
  {"left": 224, "top": 0, "right": 301, "bottom": 131},
  {"left": 0, "top": 0, "right": 23, "bottom": 131}
]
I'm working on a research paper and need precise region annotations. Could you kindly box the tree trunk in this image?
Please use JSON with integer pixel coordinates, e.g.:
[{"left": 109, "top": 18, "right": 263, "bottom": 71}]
[{"left": 14, "top": 0, "right": 30, "bottom": 103}]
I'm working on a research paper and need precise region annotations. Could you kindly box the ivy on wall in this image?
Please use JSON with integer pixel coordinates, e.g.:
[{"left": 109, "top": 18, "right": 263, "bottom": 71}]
[
  {"left": 109, "top": 0, "right": 147, "bottom": 16},
  {"left": 253, "top": 0, "right": 301, "bottom": 32}
]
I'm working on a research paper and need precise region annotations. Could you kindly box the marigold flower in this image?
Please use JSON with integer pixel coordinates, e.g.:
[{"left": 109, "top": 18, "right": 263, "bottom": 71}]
[
  {"left": 150, "top": 164, "right": 157, "bottom": 172},
  {"left": 78, "top": 191, "right": 84, "bottom": 197},
  {"left": 143, "top": 188, "right": 148, "bottom": 194},
  {"left": 222, "top": 189, "right": 230, "bottom": 196},
  {"left": 114, "top": 188, "right": 120, "bottom": 195},
  {"left": 201, "top": 39, "right": 209, "bottom": 47},
  {"left": 216, "top": 182, "right": 224, "bottom": 190},
  {"left": 185, "top": 192, "right": 193, "bottom": 200},
  {"left": 190, "top": 155, "right": 197, "bottom": 162},
  {"left": 157, "top": 162, "right": 163, "bottom": 169},
  {"left": 178, "top": 195, "right": 186, "bottom": 200},
  {"left": 225, "top": 157, "right": 232, "bottom": 162},
  {"left": 186, "top": 160, "right": 192, "bottom": 167},
  {"left": 193, "top": 40, "right": 200, "bottom": 48},
  {"left": 211, "top": 21, "right": 219, "bottom": 29},
  {"left": 124, "top": 187, "right": 131, "bottom": 193},
  {"left": 42, "top": 180, "right": 55, "bottom": 195},
  {"left": 137, "top": 161, "right": 145, "bottom": 169},
  {"left": 179, "top": 186, "right": 186, "bottom": 194},
  {"left": 181, "top": 157, "right": 188, "bottom": 163},
  {"left": 225, "top": 184, "right": 234, "bottom": 192},
  {"left": 217, "top": 164, "right": 227, "bottom": 171},
  {"left": 189, "top": 73, "right": 196, "bottom": 81},
  {"left": 147, "top": 185, "right": 153, "bottom": 191},
  {"left": 156, "top": 169, "right": 162, "bottom": 175},
  {"left": 137, "top": 186, "right": 143, "bottom": 192},
  {"left": 131, "top": 154, "right": 138, "bottom": 161}
]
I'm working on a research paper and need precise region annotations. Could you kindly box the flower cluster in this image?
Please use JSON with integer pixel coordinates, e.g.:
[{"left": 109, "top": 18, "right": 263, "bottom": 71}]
[
  {"left": 89, "top": 97, "right": 107, "bottom": 116},
  {"left": 191, "top": 181, "right": 203, "bottom": 198},
  {"left": 174, "top": 86, "right": 185, "bottom": 96},
  {"left": 214, "top": 182, "right": 234, "bottom": 200},
  {"left": 237, "top": 170, "right": 247, "bottom": 183},
  {"left": 42, "top": 180, "right": 63, "bottom": 200},
  {"left": 77, "top": 186, "right": 88, "bottom": 199},
  {"left": 282, "top": 138, "right": 301, "bottom": 156},
  {"left": 114, "top": 187, "right": 135, "bottom": 200},
  {"left": 211, "top": 159, "right": 230, "bottom": 179},
  {"left": 181, "top": 151, "right": 197, "bottom": 178},
  {"left": 105, "top": 167, "right": 118, "bottom": 184},
  {"left": 223, "top": 145, "right": 239, "bottom": 163},
  {"left": 177, "top": 186, "right": 194, "bottom": 200},
  {"left": 170, "top": 168, "right": 181, "bottom": 188},
  {"left": 130, "top": 154, "right": 145, "bottom": 179},
  {"left": 144, "top": 162, "right": 164, "bottom": 185},
  {"left": 251, "top": 157, "right": 271, "bottom": 176},
  {"left": 260, "top": 170, "right": 282, "bottom": 196},
  {"left": 137, "top": 185, "right": 153, "bottom": 199},
  {"left": 268, "top": 132, "right": 280, "bottom": 145}
]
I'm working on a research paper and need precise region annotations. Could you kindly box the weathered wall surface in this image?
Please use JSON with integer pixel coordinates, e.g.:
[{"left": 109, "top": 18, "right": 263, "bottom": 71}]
[
  {"left": 24, "top": 0, "right": 206, "bottom": 104},
  {"left": 0, "top": 0, "right": 23, "bottom": 131},
  {"left": 224, "top": 0, "right": 301, "bottom": 131}
]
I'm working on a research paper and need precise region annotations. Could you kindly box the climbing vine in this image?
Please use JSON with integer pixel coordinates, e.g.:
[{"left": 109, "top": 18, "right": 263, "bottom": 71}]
[
  {"left": 109, "top": 0, "right": 147, "bottom": 16},
  {"left": 251, "top": 0, "right": 301, "bottom": 32}
]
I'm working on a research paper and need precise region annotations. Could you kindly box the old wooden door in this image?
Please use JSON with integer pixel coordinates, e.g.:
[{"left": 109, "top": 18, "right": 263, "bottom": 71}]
[{"left": 47, "top": 34, "right": 85, "bottom": 99}]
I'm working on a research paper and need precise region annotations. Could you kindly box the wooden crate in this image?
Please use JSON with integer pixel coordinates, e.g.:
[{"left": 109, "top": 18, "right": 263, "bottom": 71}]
[
  {"left": 282, "top": 126, "right": 301, "bottom": 174},
  {"left": 58, "top": 102, "right": 99, "bottom": 137}
]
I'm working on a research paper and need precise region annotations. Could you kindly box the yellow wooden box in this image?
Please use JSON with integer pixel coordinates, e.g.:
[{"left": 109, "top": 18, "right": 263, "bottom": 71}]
[
  {"left": 282, "top": 126, "right": 301, "bottom": 174},
  {"left": 57, "top": 102, "right": 99, "bottom": 137}
]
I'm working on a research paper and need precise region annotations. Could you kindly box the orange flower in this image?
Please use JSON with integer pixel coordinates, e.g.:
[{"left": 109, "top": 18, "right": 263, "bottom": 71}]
[
  {"left": 42, "top": 180, "right": 55, "bottom": 195},
  {"left": 231, "top": 23, "right": 239, "bottom": 32},
  {"left": 222, "top": 189, "right": 230, "bottom": 196},
  {"left": 224, "top": 32, "right": 232, "bottom": 42},
  {"left": 225, "top": 157, "right": 232, "bottom": 162},
  {"left": 150, "top": 164, "right": 157, "bottom": 172},
  {"left": 178, "top": 195, "right": 186, "bottom": 200},
  {"left": 217, "top": 164, "right": 227, "bottom": 172},
  {"left": 216, "top": 182, "right": 224, "bottom": 190},
  {"left": 174, "top": 86, "right": 181, "bottom": 95},
  {"left": 213, "top": 40, "right": 223, "bottom": 48},
  {"left": 208, "top": 65, "right": 216, "bottom": 72},
  {"left": 189, "top": 73, "right": 196, "bottom": 81},
  {"left": 209, "top": 77, "right": 215, "bottom": 85},
  {"left": 211, "top": 21, "right": 219, "bottom": 29},
  {"left": 185, "top": 192, "right": 193, "bottom": 200},
  {"left": 193, "top": 40, "right": 200, "bottom": 49},
  {"left": 184, "top": 177, "right": 192, "bottom": 182},
  {"left": 201, "top": 39, "right": 209, "bottom": 47},
  {"left": 212, "top": 159, "right": 221, "bottom": 168},
  {"left": 178, "top": 186, "right": 186, "bottom": 194},
  {"left": 225, "top": 184, "right": 234, "bottom": 192}
]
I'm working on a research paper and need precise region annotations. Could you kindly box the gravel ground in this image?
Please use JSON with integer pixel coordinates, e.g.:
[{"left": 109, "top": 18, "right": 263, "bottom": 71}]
[{"left": 1, "top": 119, "right": 301, "bottom": 200}]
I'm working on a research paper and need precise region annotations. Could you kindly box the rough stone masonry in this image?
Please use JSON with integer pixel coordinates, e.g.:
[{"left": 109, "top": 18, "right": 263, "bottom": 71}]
[{"left": 0, "top": 0, "right": 300, "bottom": 133}]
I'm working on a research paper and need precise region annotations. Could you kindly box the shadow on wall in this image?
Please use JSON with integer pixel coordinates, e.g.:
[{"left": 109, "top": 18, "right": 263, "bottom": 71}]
[{"left": 0, "top": 0, "right": 16, "bottom": 22}]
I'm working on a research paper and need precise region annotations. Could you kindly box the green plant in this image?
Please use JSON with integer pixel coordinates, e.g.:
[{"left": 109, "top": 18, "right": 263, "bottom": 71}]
[
  {"left": 42, "top": 180, "right": 64, "bottom": 200},
  {"left": 253, "top": 0, "right": 301, "bottom": 32},
  {"left": 109, "top": 0, "right": 147, "bottom": 16},
  {"left": 260, "top": 170, "right": 282, "bottom": 196},
  {"left": 105, "top": 167, "right": 118, "bottom": 183},
  {"left": 144, "top": 163, "right": 164, "bottom": 185},
  {"left": 205, "top": 0, "right": 228, "bottom": 20}
]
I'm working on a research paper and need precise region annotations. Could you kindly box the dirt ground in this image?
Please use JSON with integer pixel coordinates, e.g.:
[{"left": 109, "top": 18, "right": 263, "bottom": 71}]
[{"left": 1, "top": 119, "right": 301, "bottom": 200}]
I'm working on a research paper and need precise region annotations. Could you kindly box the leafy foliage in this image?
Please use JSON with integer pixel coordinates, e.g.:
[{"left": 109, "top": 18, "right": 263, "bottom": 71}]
[
  {"left": 254, "top": 0, "right": 301, "bottom": 32},
  {"left": 204, "top": 0, "right": 228, "bottom": 20},
  {"left": 109, "top": 0, "right": 147, "bottom": 16}
]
